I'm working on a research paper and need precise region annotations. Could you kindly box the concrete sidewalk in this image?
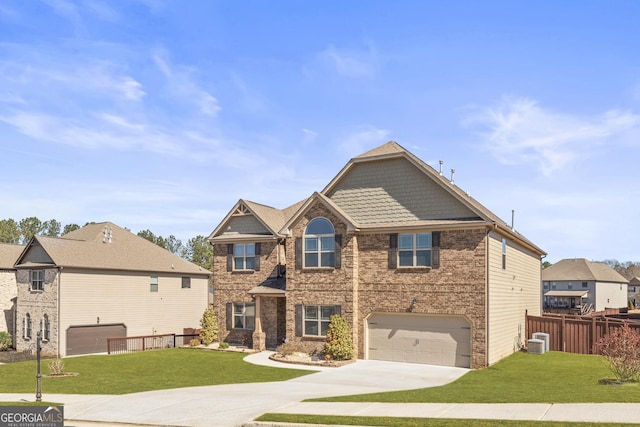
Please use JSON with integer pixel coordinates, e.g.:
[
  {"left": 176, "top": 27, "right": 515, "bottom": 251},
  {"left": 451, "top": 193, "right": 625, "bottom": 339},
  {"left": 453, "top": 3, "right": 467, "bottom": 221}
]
[{"left": 244, "top": 402, "right": 640, "bottom": 425}]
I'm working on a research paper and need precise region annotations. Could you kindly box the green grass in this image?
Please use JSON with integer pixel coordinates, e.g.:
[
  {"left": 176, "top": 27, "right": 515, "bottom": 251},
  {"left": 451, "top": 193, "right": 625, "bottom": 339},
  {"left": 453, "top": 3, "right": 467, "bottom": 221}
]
[
  {"left": 0, "top": 348, "right": 311, "bottom": 394},
  {"left": 309, "top": 351, "right": 639, "bottom": 403},
  {"left": 256, "top": 414, "right": 640, "bottom": 427}
]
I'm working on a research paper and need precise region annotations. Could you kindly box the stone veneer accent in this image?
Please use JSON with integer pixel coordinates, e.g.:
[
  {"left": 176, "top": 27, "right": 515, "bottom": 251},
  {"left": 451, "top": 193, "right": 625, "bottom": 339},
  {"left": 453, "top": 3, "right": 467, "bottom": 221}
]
[{"left": 15, "top": 268, "right": 59, "bottom": 356}]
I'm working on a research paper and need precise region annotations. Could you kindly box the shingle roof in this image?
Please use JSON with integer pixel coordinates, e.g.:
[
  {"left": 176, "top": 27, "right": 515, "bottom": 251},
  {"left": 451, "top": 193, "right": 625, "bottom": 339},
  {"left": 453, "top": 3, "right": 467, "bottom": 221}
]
[
  {"left": 542, "top": 258, "right": 628, "bottom": 283},
  {"left": 0, "top": 242, "right": 24, "bottom": 269},
  {"left": 16, "top": 222, "right": 210, "bottom": 276}
]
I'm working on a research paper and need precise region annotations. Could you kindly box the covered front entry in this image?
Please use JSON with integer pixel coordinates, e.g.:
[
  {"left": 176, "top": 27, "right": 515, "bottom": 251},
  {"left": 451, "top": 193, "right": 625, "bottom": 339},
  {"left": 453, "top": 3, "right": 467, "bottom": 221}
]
[
  {"left": 66, "top": 324, "right": 126, "bottom": 356},
  {"left": 366, "top": 313, "right": 471, "bottom": 368}
]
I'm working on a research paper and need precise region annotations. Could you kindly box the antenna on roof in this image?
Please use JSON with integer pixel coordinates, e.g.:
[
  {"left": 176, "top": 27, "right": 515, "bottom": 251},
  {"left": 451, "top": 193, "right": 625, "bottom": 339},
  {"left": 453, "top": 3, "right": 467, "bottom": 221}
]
[
  {"left": 439, "top": 160, "right": 443, "bottom": 175},
  {"left": 511, "top": 209, "right": 515, "bottom": 230},
  {"left": 450, "top": 168, "right": 455, "bottom": 184}
]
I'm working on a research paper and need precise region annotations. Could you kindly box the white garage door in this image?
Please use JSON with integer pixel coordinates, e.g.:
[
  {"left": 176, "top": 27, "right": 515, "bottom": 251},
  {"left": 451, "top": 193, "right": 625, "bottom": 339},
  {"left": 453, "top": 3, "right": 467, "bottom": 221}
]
[{"left": 367, "top": 313, "right": 471, "bottom": 368}]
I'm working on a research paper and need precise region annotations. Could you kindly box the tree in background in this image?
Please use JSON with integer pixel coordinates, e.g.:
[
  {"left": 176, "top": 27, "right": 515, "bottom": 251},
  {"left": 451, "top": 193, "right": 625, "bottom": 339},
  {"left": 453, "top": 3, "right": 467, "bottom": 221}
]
[
  {"left": 18, "top": 216, "right": 43, "bottom": 243},
  {"left": 62, "top": 223, "right": 81, "bottom": 235},
  {"left": 186, "top": 235, "right": 213, "bottom": 270},
  {"left": 42, "top": 219, "right": 61, "bottom": 237},
  {"left": 0, "top": 219, "right": 20, "bottom": 244}
]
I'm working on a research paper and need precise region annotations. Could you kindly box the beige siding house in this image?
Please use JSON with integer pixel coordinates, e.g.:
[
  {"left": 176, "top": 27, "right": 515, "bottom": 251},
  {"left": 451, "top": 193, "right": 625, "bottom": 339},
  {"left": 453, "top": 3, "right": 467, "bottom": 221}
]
[
  {"left": 209, "top": 141, "right": 546, "bottom": 368},
  {"left": 542, "top": 258, "right": 629, "bottom": 313},
  {"left": 1, "top": 243, "right": 24, "bottom": 346},
  {"left": 13, "top": 222, "right": 211, "bottom": 356}
]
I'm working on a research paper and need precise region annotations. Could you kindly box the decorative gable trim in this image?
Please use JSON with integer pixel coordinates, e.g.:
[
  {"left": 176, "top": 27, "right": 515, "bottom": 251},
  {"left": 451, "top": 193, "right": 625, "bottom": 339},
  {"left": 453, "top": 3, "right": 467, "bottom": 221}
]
[{"left": 279, "top": 192, "right": 359, "bottom": 236}]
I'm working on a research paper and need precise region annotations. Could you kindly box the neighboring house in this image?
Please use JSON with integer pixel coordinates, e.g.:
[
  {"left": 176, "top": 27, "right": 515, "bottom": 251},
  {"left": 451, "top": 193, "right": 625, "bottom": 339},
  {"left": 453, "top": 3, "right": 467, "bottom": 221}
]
[
  {"left": 542, "top": 258, "right": 628, "bottom": 313},
  {"left": 628, "top": 277, "right": 640, "bottom": 308},
  {"left": 208, "top": 141, "right": 546, "bottom": 368},
  {"left": 13, "top": 222, "right": 211, "bottom": 357},
  {"left": 0, "top": 243, "right": 24, "bottom": 346}
]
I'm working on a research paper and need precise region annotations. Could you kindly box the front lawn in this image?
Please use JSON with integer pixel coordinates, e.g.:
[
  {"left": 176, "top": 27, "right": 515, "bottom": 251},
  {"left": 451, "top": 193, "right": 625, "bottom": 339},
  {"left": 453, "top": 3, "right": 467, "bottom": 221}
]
[
  {"left": 0, "top": 348, "right": 311, "bottom": 395},
  {"left": 309, "top": 351, "right": 639, "bottom": 403}
]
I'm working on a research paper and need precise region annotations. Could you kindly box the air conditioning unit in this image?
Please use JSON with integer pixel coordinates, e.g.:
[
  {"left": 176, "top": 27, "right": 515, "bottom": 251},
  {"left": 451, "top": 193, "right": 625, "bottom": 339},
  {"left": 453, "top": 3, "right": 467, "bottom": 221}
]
[
  {"left": 527, "top": 338, "right": 545, "bottom": 354},
  {"left": 532, "top": 332, "right": 549, "bottom": 353}
]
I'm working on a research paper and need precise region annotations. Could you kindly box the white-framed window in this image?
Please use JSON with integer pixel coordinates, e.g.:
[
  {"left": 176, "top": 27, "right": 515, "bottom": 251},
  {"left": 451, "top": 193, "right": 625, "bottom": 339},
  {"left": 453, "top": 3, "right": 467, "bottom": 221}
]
[
  {"left": 24, "top": 313, "right": 32, "bottom": 340},
  {"left": 30, "top": 270, "right": 44, "bottom": 291},
  {"left": 42, "top": 314, "right": 50, "bottom": 342},
  {"left": 150, "top": 275, "right": 158, "bottom": 292},
  {"left": 502, "top": 238, "right": 507, "bottom": 269},
  {"left": 233, "top": 302, "right": 255, "bottom": 330},
  {"left": 398, "top": 233, "right": 432, "bottom": 267},
  {"left": 304, "top": 218, "right": 335, "bottom": 268},
  {"left": 234, "top": 243, "right": 255, "bottom": 270},
  {"left": 181, "top": 276, "right": 191, "bottom": 289},
  {"left": 582, "top": 282, "right": 588, "bottom": 288},
  {"left": 303, "top": 305, "right": 337, "bottom": 337}
]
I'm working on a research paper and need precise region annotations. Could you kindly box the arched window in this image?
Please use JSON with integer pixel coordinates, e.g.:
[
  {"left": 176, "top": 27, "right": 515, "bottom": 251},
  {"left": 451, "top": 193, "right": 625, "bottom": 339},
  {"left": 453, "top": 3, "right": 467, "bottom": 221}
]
[
  {"left": 43, "top": 314, "right": 51, "bottom": 341},
  {"left": 304, "top": 218, "right": 335, "bottom": 268},
  {"left": 24, "top": 313, "right": 32, "bottom": 339}
]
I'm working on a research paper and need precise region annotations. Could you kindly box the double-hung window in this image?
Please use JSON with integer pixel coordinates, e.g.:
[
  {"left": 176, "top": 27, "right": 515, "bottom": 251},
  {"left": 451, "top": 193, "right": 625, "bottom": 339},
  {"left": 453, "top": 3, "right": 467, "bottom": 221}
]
[
  {"left": 398, "top": 233, "right": 432, "bottom": 267},
  {"left": 150, "top": 275, "right": 158, "bottom": 292},
  {"left": 181, "top": 276, "right": 191, "bottom": 289},
  {"left": 30, "top": 270, "right": 44, "bottom": 291},
  {"left": 304, "top": 218, "right": 335, "bottom": 268},
  {"left": 233, "top": 302, "right": 255, "bottom": 330},
  {"left": 234, "top": 243, "right": 255, "bottom": 270},
  {"left": 303, "top": 305, "right": 337, "bottom": 336}
]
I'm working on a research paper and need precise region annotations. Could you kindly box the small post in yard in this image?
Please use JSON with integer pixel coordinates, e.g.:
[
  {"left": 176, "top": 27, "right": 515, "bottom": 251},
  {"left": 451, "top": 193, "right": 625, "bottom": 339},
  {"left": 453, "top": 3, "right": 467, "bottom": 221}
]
[{"left": 36, "top": 330, "right": 42, "bottom": 402}]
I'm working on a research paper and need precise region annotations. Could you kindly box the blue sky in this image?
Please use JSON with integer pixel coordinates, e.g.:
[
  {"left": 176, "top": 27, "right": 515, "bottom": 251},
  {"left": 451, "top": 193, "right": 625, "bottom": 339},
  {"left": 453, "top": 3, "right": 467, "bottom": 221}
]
[{"left": 1, "top": 1, "right": 639, "bottom": 264}]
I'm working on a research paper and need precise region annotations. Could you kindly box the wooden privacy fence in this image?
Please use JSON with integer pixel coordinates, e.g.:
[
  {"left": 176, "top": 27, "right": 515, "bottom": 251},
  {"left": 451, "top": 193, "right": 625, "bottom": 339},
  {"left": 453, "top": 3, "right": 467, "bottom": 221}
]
[
  {"left": 526, "top": 311, "right": 640, "bottom": 355},
  {"left": 107, "top": 333, "right": 199, "bottom": 355}
]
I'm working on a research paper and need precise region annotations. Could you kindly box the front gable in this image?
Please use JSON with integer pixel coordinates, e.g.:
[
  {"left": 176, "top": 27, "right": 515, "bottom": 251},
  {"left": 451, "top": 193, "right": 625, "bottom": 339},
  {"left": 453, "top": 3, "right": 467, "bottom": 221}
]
[
  {"left": 15, "top": 238, "right": 55, "bottom": 267},
  {"left": 326, "top": 157, "right": 479, "bottom": 225},
  {"left": 209, "top": 200, "right": 280, "bottom": 242}
]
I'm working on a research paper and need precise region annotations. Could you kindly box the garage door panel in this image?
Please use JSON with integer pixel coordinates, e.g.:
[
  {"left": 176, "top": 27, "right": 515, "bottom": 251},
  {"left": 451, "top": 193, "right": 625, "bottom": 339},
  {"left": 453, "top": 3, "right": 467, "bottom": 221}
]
[
  {"left": 368, "top": 314, "right": 471, "bottom": 368},
  {"left": 67, "top": 324, "right": 126, "bottom": 356}
]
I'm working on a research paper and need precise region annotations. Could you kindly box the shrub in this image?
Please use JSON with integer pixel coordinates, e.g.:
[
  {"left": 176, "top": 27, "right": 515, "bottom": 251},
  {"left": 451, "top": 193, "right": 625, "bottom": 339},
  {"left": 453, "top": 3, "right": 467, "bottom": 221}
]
[
  {"left": 199, "top": 305, "right": 219, "bottom": 346},
  {"left": 597, "top": 323, "right": 640, "bottom": 382},
  {"left": 0, "top": 332, "right": 12, "bottom": 351},
  {"left": 48, "top": 358, "right": 65, "bottom": 376},
  {"left": 218, "top": 341, "right": 229, "bottom": 349},
  {"left": 324, "top": 315, "right": 354, "bottom": 361},
  {"left": 189, "top": 338, "right": 201, "bottom": 347}
]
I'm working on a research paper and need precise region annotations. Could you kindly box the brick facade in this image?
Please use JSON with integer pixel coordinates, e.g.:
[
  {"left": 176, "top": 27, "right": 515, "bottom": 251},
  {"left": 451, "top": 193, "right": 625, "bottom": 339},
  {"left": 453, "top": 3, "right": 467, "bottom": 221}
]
[
  {"left": 0, "top": 270, "right": 17, "bottom": 344},
  {"left": 15, "top": 268, "right": 59, "bottom": 356}
]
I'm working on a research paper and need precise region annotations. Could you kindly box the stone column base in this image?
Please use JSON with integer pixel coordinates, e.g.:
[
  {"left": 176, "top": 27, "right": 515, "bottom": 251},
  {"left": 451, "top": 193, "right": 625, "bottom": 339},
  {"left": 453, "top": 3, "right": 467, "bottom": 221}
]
[{"left": 252, "top": 331, "right": 266, "bottom": 351}]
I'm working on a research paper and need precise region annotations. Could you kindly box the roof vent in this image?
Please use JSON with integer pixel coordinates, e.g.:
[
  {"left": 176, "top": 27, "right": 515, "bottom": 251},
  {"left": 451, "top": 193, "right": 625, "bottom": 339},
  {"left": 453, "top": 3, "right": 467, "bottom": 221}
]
[
  {"left": 439, "top": 160, "right": 443, "bottom": 175},
  {"left": 450, "top": 168, "right": 455, "bottom": 184}
]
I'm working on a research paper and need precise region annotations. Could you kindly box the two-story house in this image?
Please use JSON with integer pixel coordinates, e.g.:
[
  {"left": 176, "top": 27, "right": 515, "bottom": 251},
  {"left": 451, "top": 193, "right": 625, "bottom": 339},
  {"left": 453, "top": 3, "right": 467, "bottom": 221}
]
[
  {"left": 13, "top": 222, "right": 211, "bottom": 356},
  {"left": 542, "top": 258, "right": 629, "bottom": 314},
  {"left": 208, "top": 142, "right": 546, "bottom": 368}
]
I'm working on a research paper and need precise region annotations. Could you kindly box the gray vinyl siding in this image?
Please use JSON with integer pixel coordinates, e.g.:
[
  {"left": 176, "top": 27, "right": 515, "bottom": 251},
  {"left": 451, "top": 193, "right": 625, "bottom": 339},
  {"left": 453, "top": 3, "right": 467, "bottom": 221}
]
[
  {"left": 20, "top": 244, "right": 53, "bottom": 265},
  {"left": 58, "top": 269, "right": 209, "bottom": 356},
  {"left": 487, "top": 231, "right": 541, "bottom": 365}
]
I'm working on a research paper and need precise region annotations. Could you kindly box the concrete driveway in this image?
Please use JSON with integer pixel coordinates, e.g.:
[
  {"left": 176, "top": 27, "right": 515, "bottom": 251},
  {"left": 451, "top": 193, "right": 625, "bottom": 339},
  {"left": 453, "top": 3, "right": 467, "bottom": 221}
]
[{"left": 0, "top": 351, "right": 469, "bottom": 427}]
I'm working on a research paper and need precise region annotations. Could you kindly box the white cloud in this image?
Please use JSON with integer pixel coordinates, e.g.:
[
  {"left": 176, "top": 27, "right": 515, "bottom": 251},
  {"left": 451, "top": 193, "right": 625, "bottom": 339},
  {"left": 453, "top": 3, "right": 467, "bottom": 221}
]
[
  {"left": 463, "top": 96, "right": 640, "bottom": 175},
  {"left": 338, "top": 126, "right": 390, "bottom": 157},
  {"left": 314, "top": 43, "right": 378, "bottom": 80}
]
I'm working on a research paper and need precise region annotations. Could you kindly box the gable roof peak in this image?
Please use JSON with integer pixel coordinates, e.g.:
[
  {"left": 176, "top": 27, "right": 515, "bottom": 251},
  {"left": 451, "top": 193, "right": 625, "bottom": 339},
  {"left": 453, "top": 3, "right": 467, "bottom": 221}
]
[{"left": 354, "top": 141, "right": 407, "bottom": 160}]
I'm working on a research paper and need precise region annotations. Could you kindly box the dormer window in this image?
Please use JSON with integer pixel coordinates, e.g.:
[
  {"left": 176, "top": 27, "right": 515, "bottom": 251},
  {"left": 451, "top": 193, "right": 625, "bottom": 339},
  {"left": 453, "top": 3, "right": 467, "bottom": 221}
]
[{"left": 304, "top": 218, "right": 335, "bottom": 268}]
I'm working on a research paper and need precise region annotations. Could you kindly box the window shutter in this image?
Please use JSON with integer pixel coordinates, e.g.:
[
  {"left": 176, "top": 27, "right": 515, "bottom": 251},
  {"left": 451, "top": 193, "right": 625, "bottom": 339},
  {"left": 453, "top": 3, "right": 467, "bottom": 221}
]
[
  {"left": 226, "top": 302, "right": 233, "bottom": 330},
  {"left": 334, "top": 234, "right": 342, "bottom": 269},
  {"left": 295, "top": 304, "right": 303, "bottom": 336},
  {"left": 254, "top": 242, "right": 261, "bottom": 271},
  {"left": 432, "top": 231, "right": 441, "bottom": 269},
  {"left": 226, "top": 244, "right": 233, "bottom": 272},
  {"left": 388, "top": 233, "right": 398, "bottom": 269},
  {"left": 295, "top": 238, "right": 302, "bottom": 270}
]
